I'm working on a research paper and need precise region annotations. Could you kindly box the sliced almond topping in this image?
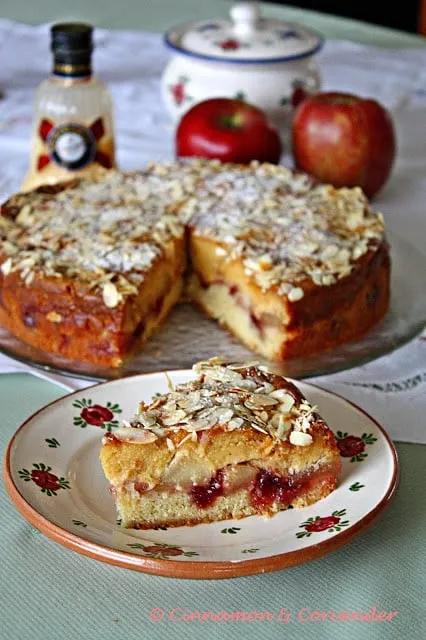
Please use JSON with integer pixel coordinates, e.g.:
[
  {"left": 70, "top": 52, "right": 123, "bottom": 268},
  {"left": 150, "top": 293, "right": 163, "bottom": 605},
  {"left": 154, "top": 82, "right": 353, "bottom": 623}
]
[
  {"left": 255, "top": 382, "right": 274, "bottom": 394},
  {"left": 203, "top": 366, "right": 244, "bottom": 385},
  {"left": 137, "top": 413, "right": 157, "bottom": 428},
  {"left": 321, "top": 274, "right": 336, "bottom": 286},
  {"left": 102, "top": 282, "right": 122, "bottom": 308},
  {"left": 189, "top": 415, "right": 219, "bottom": 431},
  {"left": 16, "top": 204, "right": 32, "bottom": 226},
  {"left": 321, "top": 244, "right": 339, "bottom": 259},
  {"left": 228, "top": 361, "right": 259, "bottom": 371},
  {"left": 162, "top": 409, "right": 187, "bottom": 426},
  {"left": 293, "top": 415, "right": 312, "bottom": 433},
  {"left": 275, "top": 415, "right": 292, "bottom": 440},
  {"left": 1, "top": 257, "right": 12, "bottom": 275},
  {"left": 113, "top": 427, "right": 158, "bottom": 444},
  {"left": 288, "top": 287, "right": 304, "bottom": 302},
  {"left": 245, "top": 394, "right": 279, "bottom": 409},
  {"left": 289, "top": 431, "right": 313, "bottom": 447},
  {"left": 215, "top": 408, "right": 234, "bottom": 424},
  {"left": 250, "top": 423, "right": 268, "bottom": 435},
  {"left": 227, "top": 417, "right": 244, "bottom": 430},
  {"left": 24, "top": 271, "right": 35, "bottom": 286},
  {"left": 269, "top": 389, "right": 295, "bottom": 410},
  {"left": 278, "top": 395, "right": 296, "bottom": 414}
]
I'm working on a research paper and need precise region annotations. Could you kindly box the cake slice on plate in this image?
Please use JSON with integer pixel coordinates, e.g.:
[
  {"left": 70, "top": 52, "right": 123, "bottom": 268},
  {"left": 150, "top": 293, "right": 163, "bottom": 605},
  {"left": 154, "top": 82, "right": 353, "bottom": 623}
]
[{"left": 100, "top": 358, "right": 341, "bottom": 529}]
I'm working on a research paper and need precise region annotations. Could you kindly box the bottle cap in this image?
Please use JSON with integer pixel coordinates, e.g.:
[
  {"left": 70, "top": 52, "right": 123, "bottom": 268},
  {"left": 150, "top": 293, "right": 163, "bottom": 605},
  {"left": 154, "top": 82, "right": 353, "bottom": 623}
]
[{"left": 51, "top": 23, "right": 93, "bottom": 77}]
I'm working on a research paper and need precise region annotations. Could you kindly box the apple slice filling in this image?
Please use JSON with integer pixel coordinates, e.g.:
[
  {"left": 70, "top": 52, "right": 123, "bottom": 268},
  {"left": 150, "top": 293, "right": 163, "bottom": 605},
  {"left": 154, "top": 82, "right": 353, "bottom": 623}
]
[{"left": 198, "top": 276, "right": 283, "bottom": 337}]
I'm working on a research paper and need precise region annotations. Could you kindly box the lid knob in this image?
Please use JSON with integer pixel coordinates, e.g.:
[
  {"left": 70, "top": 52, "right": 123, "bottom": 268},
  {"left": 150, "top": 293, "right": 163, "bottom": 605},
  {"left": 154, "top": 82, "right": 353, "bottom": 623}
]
[{"left": 231, "top": 2, "right": 261, "bottom": 38}]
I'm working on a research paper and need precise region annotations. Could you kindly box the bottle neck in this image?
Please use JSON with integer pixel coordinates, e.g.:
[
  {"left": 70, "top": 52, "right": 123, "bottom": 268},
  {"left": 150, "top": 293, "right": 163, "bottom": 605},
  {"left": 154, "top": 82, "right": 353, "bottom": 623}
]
[{"left": 52, "top": 61, "right": 92, "bottom": 79}]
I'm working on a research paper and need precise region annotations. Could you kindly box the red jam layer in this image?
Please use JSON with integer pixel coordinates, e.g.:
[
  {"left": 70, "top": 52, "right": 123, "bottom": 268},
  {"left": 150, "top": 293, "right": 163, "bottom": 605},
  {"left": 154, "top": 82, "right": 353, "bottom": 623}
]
[
  {"left": 190, "top": 470, "right": 224, "bottom": 509},
  {"left": 186, "top": 463, "right": 339, "bottom": 510},
  {"left": 250, "top": 469, "right": 303, "bottom": 509}
]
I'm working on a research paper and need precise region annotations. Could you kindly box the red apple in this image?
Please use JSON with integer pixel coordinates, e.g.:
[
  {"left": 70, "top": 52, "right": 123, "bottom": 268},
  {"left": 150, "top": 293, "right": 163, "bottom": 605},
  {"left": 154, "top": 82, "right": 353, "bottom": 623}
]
[
  {"left": 176, "top": 98, "right": 282, "bottom": 165},
  {"left": 292, "top": 92, "right": 396, "bottom": 197}
]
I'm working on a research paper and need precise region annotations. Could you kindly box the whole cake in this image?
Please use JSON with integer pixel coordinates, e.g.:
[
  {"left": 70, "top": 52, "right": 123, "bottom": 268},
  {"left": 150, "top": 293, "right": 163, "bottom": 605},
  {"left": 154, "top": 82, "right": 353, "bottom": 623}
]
[
  {"left": 0, "top": 161, "right": 389, "bottom": 366},
  {"left": 100, "top": 358, "right": 342, "bottom": 529}
]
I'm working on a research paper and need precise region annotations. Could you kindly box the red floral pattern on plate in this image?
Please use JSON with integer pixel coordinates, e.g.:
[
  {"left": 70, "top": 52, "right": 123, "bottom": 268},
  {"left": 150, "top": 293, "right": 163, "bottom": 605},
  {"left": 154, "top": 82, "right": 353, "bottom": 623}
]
[
  {"left": 296, "top": 509, "right": 349, "bottom": 537},
  {"left": 18, "top": 463, "right": 70, "bottom": 496},
  {"left": 73, "top": 398, "right": 122, "bottom": 431},
  {"left": 335, "top": 431, "right": 377, "bottom": 462},
  {"left": 82, "top": 405, "right": 113, "bottom": 426}
]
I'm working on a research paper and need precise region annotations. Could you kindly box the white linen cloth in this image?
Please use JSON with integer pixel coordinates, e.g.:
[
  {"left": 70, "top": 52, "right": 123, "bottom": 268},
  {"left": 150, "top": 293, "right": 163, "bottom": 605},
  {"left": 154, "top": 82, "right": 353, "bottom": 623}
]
[{"left": 0, "top": 20, "right": 425, "bottom": 443}]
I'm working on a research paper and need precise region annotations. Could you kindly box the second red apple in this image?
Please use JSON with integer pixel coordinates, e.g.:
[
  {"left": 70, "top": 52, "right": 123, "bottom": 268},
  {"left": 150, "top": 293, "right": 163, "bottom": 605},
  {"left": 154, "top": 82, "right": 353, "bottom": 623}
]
[{"left": 292, "top": 92, "right": 396, "bottom": 198}]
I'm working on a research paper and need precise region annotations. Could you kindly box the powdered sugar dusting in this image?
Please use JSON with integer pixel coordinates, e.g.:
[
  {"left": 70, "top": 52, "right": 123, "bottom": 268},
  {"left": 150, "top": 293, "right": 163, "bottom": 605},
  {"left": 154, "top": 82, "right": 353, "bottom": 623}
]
[
  {"left": 1, "top": 160, "right": 385, "bottom": 305},
  {"left": 189, "top": 162, "right": 385, "bottom": 293}
]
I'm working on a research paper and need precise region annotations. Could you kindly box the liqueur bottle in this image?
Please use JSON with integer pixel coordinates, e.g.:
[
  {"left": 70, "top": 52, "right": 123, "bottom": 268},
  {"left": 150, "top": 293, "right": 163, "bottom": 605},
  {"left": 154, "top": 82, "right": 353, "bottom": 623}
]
[{"left": 23, "top": 23, "right": 115, "bottom": 190}]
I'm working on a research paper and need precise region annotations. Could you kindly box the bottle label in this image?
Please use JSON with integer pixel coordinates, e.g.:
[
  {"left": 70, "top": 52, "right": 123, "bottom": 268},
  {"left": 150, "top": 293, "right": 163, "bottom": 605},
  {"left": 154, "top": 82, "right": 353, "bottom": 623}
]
[
  {"left": 36, "top": 117, "right": 113, "bottom": 173},
  {"left": 47, "top": 123, "right": 96, "bottom": 169}
]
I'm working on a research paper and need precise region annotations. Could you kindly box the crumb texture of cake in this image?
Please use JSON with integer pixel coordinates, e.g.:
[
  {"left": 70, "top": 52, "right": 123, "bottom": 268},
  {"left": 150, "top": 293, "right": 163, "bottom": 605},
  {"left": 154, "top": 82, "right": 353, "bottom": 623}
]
[
  {"left": 100, "top": 358, "right": 342, "bottom": 529},
  {"left": 0, "top": 160, "right": 390, "bottom": 366}
]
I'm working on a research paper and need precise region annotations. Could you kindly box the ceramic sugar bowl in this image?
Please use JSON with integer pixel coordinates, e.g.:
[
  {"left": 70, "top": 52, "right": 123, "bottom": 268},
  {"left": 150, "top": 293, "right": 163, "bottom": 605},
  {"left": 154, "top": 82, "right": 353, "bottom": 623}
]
[{"left": 162, "top": 1, "right": 323, "bottom": 129}]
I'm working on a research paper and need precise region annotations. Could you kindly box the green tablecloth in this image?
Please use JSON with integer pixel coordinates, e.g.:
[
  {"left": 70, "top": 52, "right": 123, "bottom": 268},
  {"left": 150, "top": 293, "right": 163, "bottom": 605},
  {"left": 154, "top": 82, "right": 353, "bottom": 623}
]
[{"left": 1, "top": 3, "right": 425, "bottom": 639}]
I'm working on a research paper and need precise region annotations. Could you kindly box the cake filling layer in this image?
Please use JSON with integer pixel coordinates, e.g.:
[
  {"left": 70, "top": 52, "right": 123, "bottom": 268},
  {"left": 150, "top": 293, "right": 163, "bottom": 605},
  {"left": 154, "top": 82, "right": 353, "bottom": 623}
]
[
  {"left": 187, "top": 274, "right": 285, "bottom": 360},
  {"left": 121, "top": 460, "right": 340, "bottom": 511}
]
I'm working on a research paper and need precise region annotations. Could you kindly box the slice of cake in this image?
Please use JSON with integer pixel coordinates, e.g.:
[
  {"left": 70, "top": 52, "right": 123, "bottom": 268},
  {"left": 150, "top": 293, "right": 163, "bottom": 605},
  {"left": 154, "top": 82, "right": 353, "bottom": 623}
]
[
  {"left": 100, "top": 358, "right": 341, "bottom": 529},
  {"left": 0, "top": 168, "right": 193, "bottom": 367},
  {"left": 186, "top": 161, "right": 389, "bottom": 360}
]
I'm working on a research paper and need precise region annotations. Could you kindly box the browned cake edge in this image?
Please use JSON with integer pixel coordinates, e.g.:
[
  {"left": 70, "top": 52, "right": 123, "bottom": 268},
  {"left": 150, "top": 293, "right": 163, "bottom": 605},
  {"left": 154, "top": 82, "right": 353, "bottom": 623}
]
[{"left": 0, "top": 238, "right": 185, "bottom": 368}]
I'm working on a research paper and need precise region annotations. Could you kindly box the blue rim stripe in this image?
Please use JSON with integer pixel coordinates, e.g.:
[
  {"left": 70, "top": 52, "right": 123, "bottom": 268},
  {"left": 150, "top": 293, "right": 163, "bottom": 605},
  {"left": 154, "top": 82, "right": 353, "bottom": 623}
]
[{"left": 164, "top": 22, "right": 324, "bottom": 65}]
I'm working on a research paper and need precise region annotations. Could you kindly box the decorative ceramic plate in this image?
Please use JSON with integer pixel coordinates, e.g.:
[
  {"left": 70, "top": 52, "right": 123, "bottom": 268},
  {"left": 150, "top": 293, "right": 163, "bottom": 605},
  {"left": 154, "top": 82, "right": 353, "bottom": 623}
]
[
  {"left": 4, "top": 371, "right": 398, "bottom": 579},
  {"left": 0, "top": 233, "right": 425, "bottom": 382}
]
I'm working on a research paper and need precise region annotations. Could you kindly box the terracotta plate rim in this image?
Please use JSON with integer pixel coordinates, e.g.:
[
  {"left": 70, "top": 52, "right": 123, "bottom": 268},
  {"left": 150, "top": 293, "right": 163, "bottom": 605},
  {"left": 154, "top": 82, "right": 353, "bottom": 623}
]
[{"left": 3, "top": 373, "right": 400, "bottom": 580}]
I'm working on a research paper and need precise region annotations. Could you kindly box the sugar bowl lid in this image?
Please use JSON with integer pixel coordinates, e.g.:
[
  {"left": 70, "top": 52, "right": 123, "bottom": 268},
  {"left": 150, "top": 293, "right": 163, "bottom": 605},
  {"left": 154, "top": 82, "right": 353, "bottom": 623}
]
[{"left": 165, "top": 1, "right": 323, "bottom": 64}]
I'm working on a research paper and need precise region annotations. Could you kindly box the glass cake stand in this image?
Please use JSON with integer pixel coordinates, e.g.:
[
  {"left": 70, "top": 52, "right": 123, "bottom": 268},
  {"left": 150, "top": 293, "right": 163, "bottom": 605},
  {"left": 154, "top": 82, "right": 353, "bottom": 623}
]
[{"left": 1, "top": 233, "right": 425, "bottom": 382}]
